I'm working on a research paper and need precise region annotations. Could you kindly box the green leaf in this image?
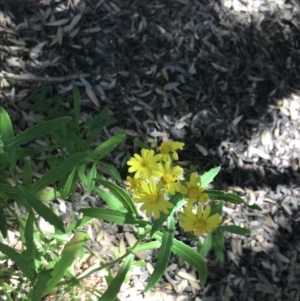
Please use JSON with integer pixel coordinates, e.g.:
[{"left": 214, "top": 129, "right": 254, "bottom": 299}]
[
  {"left": 72, "top": 86, "right": 81, "bottom": 124},
  {"left": 43, "top": 232, "right": 89, "bottom": 296},
  {"left": 86, "top": 163, "right": 97, "bottom": 193},
  {"left": 133, "top": 140, "right": 151, "bottom": 150},
  {"left": 198, "top": 233, "right": 212, "bottom": 257},
  {"left": 34, "top": 187, "right": 60, "bottom": 203},
  {"left": 60, "top": 168, "right": 76, "bottom": 199},
  {"left": 145, "top": 215, "right": 175, "bottom": 292},
  {"left": 0, "top": 242, "right": 35, "bottom": 280},
  {"left": 134, "top": 241, "right": 161, "bottom": 252},
  {"left": 93, "top": 132, "right": 125, "bottom": 160},
  {"left": 200, "top": 166, "right": 221, "bottom": 188},
  {"left": 153, "top": 232, "right": 207, "bottom": 285},
  {"left": 16, "top": 185, "right": 65, "bottom": 233},
  {"left": 0, "top": 107, "right": 14, "bottom": 144},
  {"left": 30, "top": 269, "right": 53, "bottom": 301},
  {"left": 22, "top": 213, "right": 36, "bottom": 271},
  {"left": 99, "top": 254, "right": 134, "bottom": 301},
  {"left": 65, "top": 216, "right": 94, "bottom": 233},
  {"left": 6, "top": 117, "right": 71, "bottom": 148},
  {"left": 211, "top": 228, "right": 225, "bottom": 262},
  {"left": 98, "top": 162, "right": 121, "bottom": 183},
  {"left": 95, "top": 177, "right": 138, "bottom": 216},
  {"left": 220, "top": 225, "right": 251, "bottom": 235},
  {"left": 150, "top": 193, "right": 185, "bottom": 236},
  {"left": 30, "top": 152, "right": 88, "bottom": 194},
  {"left": 0, "top": 206, "right": 7, "bottom": 238},
  {"left": 207, "top": 190, "right": 262, "bottom": 211},
  {"left": 80, "top": 208, "right": 150, "bottom": 227},
  {"left": 23, "top": 157, "right": 32, "bottom": 188},
  {"left": 209, "top": 201, "right": 224, "bottom": 216},
  {"left": 94, "top": 187, "right": 126, "bottom": 212}
]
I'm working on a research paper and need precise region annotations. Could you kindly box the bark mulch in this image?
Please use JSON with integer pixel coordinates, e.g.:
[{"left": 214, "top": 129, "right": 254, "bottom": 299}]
[{"left": 0, "top": 0, "right": 300, "bottom": 300}]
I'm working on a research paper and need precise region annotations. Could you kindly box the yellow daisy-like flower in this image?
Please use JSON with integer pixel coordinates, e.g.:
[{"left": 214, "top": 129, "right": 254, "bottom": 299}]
[
  {"left": 180, "top": 172, "right": 209, "bottom": 205},
  {"left": 134, "top": 178, "right": 173, "bottom": 218},
  {"left": 127, "top": 149, "right": 162, "bottom": 179},
  {"left": 125, "top": 176, "right": 142, "bottom": 195},
  {"left": 179, "top": 205, "right": 222, "bottom": 236},
  {"left": 153, "top": 163, "right": 184, "bottom": 195},
  {"left": 158, "top": 140, "right": 184, "bottom": 163}
]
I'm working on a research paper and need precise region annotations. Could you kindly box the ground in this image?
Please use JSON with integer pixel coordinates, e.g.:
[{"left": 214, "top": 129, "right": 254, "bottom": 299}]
[{"left": 0, "top": 0, "right": 300, "bottom": 300}]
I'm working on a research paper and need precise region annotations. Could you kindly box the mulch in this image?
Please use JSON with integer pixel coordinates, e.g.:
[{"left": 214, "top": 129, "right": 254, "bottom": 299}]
[{"left": 0, "top": 0, "right": 300, "bottom": 300}]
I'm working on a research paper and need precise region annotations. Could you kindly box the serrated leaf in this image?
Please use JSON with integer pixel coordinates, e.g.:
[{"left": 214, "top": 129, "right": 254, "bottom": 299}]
[
  {"left": 16, "top": 185, "right": 65, "bottom": 233},
  {"left": 145, "top": 215, "right": 174, "bottom": 292},
  {"left": 80, "top": 208, "right": 150, "bottom": 227},
  {"left": 153, "top": 231, "right": 207, "bottom": 284},
  {"left": 95, "top": 177, "right": 138, "bottom": 216},
  {"left": 6, "top": 117, "right": 71, "bottom": 148},
  {"left": 0, "top": 242, "right": 35, "bottom": 280},
  {"left": 30, "top": 152, "right": 88, "bottom": 194},
  {"left": 93, "top": 132, "right": 125, "bottom": 160},
  {"left": 220, "top": 225, "right": 251, "bottom": 235},
  {"left": 200, "top": 166, "right": 221, "bottom": 187},
  {"left": 99, "top": 254, "right": 134, "bottom": 301},
  {"left": 207, "top": 190, "right": 262, "bottom": 211},
  {"left": 43, "top": 232, "right": 89, "bottom": 296}
]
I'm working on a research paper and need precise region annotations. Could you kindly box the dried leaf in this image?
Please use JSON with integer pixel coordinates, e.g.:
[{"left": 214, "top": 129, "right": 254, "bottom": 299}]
[
  {"left": 161, "top": 68, "right": 169, "bottom": 82},
  {"left": 85, "top": 86, "right": 100, "bottom": 108},
  {"left": 30, "top": 41, "right": 47, "bottom": 59},
  {"left": 57, "top": 27, "right": 63, "bottom": 45},
  {"left": 68, "top": 14, "right": 82, "bottom": 33}
]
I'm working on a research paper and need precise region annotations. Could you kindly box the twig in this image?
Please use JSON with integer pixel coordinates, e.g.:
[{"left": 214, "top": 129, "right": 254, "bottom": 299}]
[{"left": 0, "top": 72, "right": 90, "bottom": 82}]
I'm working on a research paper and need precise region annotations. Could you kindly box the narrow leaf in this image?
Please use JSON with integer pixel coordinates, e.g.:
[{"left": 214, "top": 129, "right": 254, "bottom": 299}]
[
  {"left": 94, "top": 187, "right": 125, "bottom": 212},
  {"left": 99, "top": 254, "right": 134, "bottom": 301},
  {"left": 80, "top": 208, "right": 150, "bottom": 227},
  {"left": 22, "top": 213, "right": 36, "bottom": 271},
  {"left": 99, "top": 162, "right": 121, "bottom": 183},
  {"left": 7, "top": 117, "right": 71, "bottom": 148},
  {"left": 153, "top": 231, "right": 207, "bottom": 285},
  {"left": 16, "top": 185, "right": 65, "bottom": 233},
  {"left": 60, "top": 168, "right": 76, "bottom": 199},
  {"left": 198, "top": 233, "right": 212, "bottom": 256},
  {"left": 86, "top": 163, "right": 97, "bottom": 193},
  {"left": 95, "top": 178, "right": 138, "bottom": 216},
  {"left": 23, "top": 157, "right": 32, "bottom": 188},
  {"left": 30, "top": 152, "right": 88, "bottom": 194},
  {"left": 0, "top": 107, "right": 14, "bottom": 144},
  {"left": 200, "top": 166, "right": 221, "bottom": 187},
  {"left": 145, "top": 215, "right": 174, "bottom": 291},
  {"left": 93, "top": 132, "right": 125, "bottom": 160},
  {"left": 30, "top": 269, "right": 53, "bottom": 301},
  {"left": 0, "top": 242, "right": 35, "bottom": 280},
  {"left": 44, "top": 232, "right": 89, "bottom": 295},
  {"left": 207, "top": 190, "right": 262, "bottom": 211},
  {"left": 0, "top": 207, "right": 7, "bottom": 238},
  {"left": 133, "top": 140, "right": 151, "bottom": 149},
  {"left": 220, "top": 225, "right": 251, "bottom": 235},
  {"left": 212, "top": 229, "right": 225, "bottom": 262}
]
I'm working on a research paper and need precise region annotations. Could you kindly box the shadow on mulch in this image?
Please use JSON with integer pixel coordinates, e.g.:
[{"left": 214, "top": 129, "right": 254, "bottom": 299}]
[{"left": 1, "top": 0, "right": 300, "bottom": 300}]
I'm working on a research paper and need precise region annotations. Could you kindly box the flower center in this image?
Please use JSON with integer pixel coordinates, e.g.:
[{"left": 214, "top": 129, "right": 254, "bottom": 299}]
[
  {"left": 147, "top": 193, "right": 158, "bottom": 204},
  {"left": 141, "top": 160, "right": 149, "bottom": 168},
  {"left": 193, "top": 220, "right": 207, "bottom": 232},
  {"left": 160, "top": 144, "right": 172, "bottom": 154},
  {"left": 188, "top": 187, "right": 200, "bottom": 198},
  {"left": 163, "top": 174, "right": 173, "bottom": 184}
]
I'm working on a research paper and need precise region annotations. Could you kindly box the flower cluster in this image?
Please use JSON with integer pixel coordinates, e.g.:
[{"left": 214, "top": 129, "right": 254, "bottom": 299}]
[{"left": 126, "top": 140, "right": 222, "bottom": 235}]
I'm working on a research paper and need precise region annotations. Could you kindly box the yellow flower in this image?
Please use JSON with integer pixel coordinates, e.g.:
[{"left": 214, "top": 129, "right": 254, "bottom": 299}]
[
  {"left": 127, "top": 149, "right": 162, "bottom": 179},
  {"left": 180, "top": 172, "right": 209, "bottom": 205},
  {"left": 134, "top": 178, "right": 173, "bottom": 218},
  {"left": 179, "top": 205, "right": 222, "bottom": 235},
  {"left": 153, "top": 163, "right": 183, "bottom": 195},
  {"left": 158, "top": 140, "right": 184, "bottom": 163},
  {"left": 125, "top": 176, "right": 142, "bottom": 195}
]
